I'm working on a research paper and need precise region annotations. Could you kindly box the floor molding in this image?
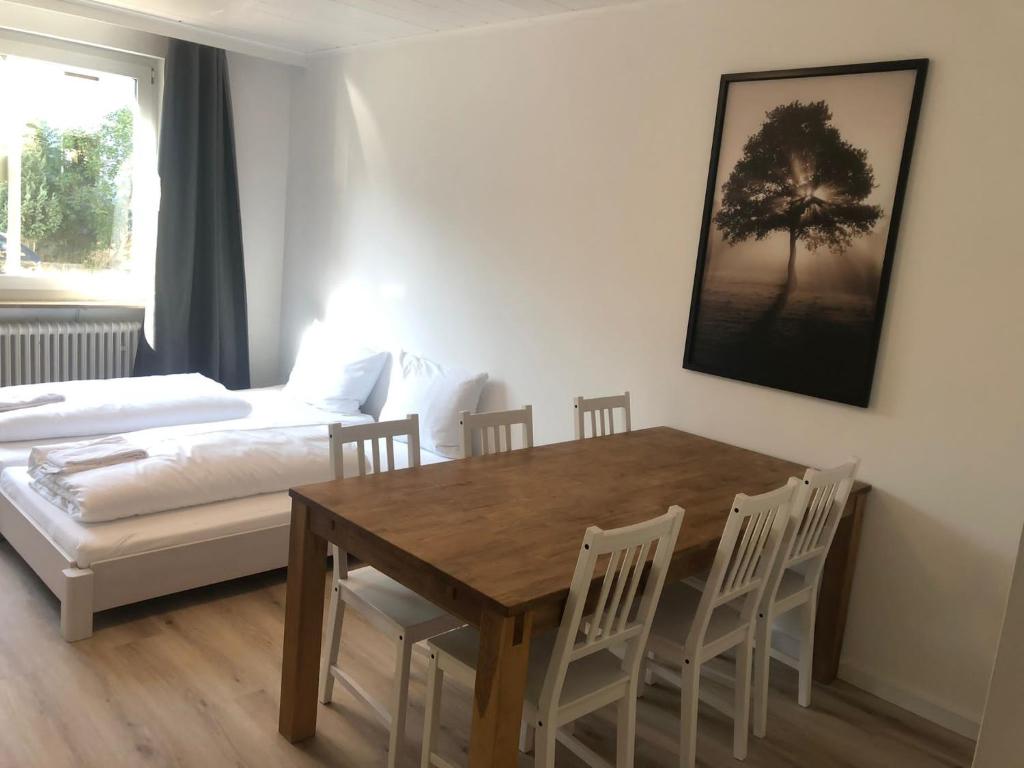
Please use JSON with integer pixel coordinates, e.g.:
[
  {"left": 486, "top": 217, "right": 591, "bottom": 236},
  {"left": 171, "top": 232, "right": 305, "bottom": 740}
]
[{"left": 838, "top": 661, "right": 981, "bottom": 741}]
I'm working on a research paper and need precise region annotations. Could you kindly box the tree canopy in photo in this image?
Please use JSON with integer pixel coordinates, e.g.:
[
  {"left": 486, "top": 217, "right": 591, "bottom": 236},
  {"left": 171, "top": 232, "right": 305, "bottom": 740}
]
[
  {"left": 714, "top": 100, "right": 882, "bottom": 297},
  {"left": 0, "top": 107, "right": 133, "bottom": 268}
]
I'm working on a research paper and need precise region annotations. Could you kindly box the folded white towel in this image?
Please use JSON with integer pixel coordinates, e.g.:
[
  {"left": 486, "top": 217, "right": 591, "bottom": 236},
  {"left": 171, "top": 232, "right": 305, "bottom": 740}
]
[
  {"left": 29, "top": 436, "right": 148, "bottom": 477},
  {"left": 0, "top": 392, "right": 65, "bottom": 413}
]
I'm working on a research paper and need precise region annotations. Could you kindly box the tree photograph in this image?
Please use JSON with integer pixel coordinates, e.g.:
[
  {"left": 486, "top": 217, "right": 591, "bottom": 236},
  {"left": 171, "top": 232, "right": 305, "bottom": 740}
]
[
  {"left": 714, "top": 100, "right": 882, "bottom": 304},
  {"left": 683, "top": 62, "right": 927, "bottom": 406}
]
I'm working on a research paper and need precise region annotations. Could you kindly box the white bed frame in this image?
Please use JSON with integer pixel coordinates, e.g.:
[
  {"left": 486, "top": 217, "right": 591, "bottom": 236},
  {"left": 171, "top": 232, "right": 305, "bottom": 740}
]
[
  {"left": 0, "top": 358, "right": 396, "bottom": 642},
  {"left": 0, "top": 493, "right": 290, "bottom": 640}
]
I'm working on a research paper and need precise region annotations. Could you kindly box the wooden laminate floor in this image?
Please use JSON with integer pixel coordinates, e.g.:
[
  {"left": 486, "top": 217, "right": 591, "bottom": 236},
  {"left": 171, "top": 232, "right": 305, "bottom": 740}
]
[{"left": 0, "top": 541, "right": 975, "bottom": 768}]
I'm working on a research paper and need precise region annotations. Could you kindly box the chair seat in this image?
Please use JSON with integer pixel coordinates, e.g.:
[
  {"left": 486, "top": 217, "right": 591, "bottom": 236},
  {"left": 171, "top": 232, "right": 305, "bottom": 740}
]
[
  {"left": 341, "top": 567, "right": 458, "bottom": 633},
  {"left": 649, "top": 581, "right": 745, "bottom": 651},
  {"left": 775, "top": 569, "right": 813, "bottom": 603},
  {"left": 688, "top": 569, "right": 812, "bottom": 615},
  {"left": 429, "top": 626, "right": 630, "bottom": 711}
]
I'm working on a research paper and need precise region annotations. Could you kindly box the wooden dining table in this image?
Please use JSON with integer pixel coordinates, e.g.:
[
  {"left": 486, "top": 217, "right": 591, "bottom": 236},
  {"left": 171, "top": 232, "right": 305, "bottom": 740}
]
[{"left": 278, "top": 427, "right": 870, "bottom": 767}]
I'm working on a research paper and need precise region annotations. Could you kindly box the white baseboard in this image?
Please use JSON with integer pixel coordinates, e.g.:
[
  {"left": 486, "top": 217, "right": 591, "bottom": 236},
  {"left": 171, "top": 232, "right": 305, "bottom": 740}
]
[{"left": 838, "top": 661, "right": 980, "bottom": 741}]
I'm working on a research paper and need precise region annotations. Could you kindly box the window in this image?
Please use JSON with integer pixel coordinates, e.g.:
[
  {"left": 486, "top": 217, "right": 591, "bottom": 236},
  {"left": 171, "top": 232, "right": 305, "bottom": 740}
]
[{"left": 0, "top": 30, "right": 159, "bottom": 303}]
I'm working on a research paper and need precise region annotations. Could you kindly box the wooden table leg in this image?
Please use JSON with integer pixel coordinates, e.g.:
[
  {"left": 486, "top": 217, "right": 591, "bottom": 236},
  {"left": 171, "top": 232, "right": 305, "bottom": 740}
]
[
  {"left": 813, "top": 491, "right": 866, "bottom": 683},
  {"left": 468, "top": 609, "right": 533, "bottom": 768},
  {"left": 279, "top": 499, "right": 327, "bottom": 742}
]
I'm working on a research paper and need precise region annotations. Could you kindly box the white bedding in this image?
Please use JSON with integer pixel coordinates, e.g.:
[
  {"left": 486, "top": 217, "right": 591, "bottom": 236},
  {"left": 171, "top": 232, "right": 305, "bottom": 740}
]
[
  {"left": 228, "top": 386, "right": 376, "bottom": 430},
  {"left": 28, "top": 421, "right": 453, "bottom": 523},
  {"left": 2, "top": 442, "right": 448, "bottom": 569},
  {"left": 0, "top": 374, "right": 252, "bottom": 443},
  {"left": 392, "top": 439, "right": 450, "bottom": 468},
  {"left": 29, "top": 423, "right": 365, "bottom": 523},
  {"left": 0, "top": 391, "right": 64, "bottom": 412},
  {"left": 2, "top": 467, "right": 290, "bottom": 567},
  {"left": 0, "top": 441, "right": 451, "bottom": 567},
  {"left": 0, "top": 377, "right": 451, "bottom": 557},
  {"left": 0, "top": 386, "right": 374, "bottom": 471}
]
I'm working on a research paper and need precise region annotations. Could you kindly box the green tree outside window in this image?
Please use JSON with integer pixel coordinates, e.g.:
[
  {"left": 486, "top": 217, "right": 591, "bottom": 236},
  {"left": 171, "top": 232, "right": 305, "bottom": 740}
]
[{"left": 0, "top": 106, "right": 134, "bottom": 270}]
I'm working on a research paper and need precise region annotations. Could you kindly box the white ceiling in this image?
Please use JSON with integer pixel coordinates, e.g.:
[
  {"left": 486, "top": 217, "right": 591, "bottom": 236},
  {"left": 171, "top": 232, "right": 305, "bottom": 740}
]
[{"left": 30, "top": 0, "right": 642, "bottom": 61}]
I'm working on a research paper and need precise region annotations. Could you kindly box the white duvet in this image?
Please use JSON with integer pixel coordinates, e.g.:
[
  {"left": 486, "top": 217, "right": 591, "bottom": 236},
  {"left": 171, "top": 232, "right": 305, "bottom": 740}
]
[
  {"left": 0, "top": 374, "right": 252, "bottom": 443},
  {"left": 29, "top": 424, "right": 362, "bottom": 523}
]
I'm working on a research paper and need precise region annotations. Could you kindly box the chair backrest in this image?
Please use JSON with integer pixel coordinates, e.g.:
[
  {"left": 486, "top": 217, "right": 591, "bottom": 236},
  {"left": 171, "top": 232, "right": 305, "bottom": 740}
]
[
  {"left": 685, "top": 480, "right": 797, "bottom": 651},
  {"left": 537, "top": 506, "right": 684, "bottom": 715},
  {"left": 762, "top": 459, "right": 859, "bottom": 610},
  {"left": 327, "top": 414, "right": 420, "bottom": 581},
  {"left": 574, "top": 391, "right": 631, "bottom": 439},
  {"left": 458, "top": 405, "right": 534, "bottom": 458},
  {"left": 328, "top": 414, "right": 421, "bottom": 480}
]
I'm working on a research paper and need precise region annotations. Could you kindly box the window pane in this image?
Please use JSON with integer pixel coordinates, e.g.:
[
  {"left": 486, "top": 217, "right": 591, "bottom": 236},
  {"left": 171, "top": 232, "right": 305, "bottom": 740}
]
[{"left": 0, "top": 56, "right": 137, "bottom": 278}]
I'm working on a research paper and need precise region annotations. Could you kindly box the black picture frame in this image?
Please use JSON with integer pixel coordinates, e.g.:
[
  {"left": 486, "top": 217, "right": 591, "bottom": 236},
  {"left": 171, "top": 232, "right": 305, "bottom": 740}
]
[{"left": 682, "top": 59, "right": 928, "bottom": 407}]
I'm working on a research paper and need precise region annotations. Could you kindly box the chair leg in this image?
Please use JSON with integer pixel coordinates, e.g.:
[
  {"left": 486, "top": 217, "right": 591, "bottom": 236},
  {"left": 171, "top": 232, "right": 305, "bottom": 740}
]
[
  {"left": 752, "top": 615, "right": 771, "bottom": 738},
  {"left": 421, "top": 651, "right": 444, "bottom": 768},
  {"left": 679, "top": 660, "right": 700, "bottom": 768},
  {"left": 640, "top": 650, "right": 655, "bottom": 693},
  {"left": 617, "top": 686, "right": 637, "bottom": 768},
  {"left": 798, "top": 599, "right": 815, "bottom": 708},
  {"left": 519, "top": 720, "right": 535, "bottom": 754},
  {"left": 319, "top": 583, "right": 345, "bottom": 704},
  {"left": 387, "top": 634, "right": 414, "bottom": 768},
  {"left": 535, "top": 720, "right": 557, "bottom": 768},
  {"left": 733, "top": 639, "right": 752, "bottom": 761}
]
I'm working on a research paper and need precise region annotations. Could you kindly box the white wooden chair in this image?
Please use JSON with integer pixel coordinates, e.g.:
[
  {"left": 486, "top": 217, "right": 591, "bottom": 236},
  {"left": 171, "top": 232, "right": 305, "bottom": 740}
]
[
  {"left": 574, "top": 392, "right": 631, "bottom": 439},
  {"left": 458, "top": 405, "right": 534, "bottom": 458},
  {"left": 319, "top": 414, "right": 463, "bottom": 768},
  {"left": 752, "top": 459, "right": 859, "bottom": 737},
  {"left": 644, "top": 481, "right": 796, "bottom": 768},
  {"left": 421, "top": 506, "right": 685, "bottom": 768}
]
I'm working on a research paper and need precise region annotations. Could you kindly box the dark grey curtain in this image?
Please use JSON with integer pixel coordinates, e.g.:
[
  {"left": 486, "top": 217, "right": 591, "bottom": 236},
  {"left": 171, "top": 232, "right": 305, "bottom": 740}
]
[{"left": 136, "top": 40, "right": 250, "bottom": 389}]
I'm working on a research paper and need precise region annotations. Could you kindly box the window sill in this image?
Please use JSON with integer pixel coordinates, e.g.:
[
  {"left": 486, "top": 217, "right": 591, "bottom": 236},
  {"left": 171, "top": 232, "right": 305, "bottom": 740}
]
[
  {"left": 0, "top": 273, "right": 147, "bottom": 306},
  {"left": 0, "top": 301, "right": 144, "bottom": 325}
]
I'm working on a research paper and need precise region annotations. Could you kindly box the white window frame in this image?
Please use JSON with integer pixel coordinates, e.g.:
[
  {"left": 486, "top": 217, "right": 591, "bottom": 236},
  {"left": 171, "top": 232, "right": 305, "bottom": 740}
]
[{"left": 0, "top": 28, "right": 160, "bottom": 304}]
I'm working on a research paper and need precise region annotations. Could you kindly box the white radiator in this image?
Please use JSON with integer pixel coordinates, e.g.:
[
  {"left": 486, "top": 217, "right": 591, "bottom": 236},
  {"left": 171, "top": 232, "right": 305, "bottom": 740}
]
[{"left": 0, "top": 321, "right": 142, "bottom": 386}]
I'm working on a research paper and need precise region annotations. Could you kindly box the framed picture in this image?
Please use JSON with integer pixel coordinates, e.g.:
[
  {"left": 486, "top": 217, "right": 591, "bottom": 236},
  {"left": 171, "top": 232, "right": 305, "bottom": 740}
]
[{"left": 683, "top": 59, "right": 928, "bottom": 407}]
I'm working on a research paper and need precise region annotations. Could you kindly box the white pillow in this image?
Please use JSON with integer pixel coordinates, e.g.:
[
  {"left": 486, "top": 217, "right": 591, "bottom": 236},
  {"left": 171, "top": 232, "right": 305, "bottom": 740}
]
[
  {"left": 380, "top": 350, "right": 488, "bottom": 458},
  {"left": 284, "top": 321, "right": 389, "bottom": 414}
]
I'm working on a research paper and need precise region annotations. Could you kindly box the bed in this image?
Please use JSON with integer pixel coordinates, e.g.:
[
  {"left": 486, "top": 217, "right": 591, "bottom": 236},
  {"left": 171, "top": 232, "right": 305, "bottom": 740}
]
[
  {"left": 0, "top": 346, "right": 482, "bottom": 641},
  {"left": 0, "top": 383, "right": 402, "bottom": 641}
]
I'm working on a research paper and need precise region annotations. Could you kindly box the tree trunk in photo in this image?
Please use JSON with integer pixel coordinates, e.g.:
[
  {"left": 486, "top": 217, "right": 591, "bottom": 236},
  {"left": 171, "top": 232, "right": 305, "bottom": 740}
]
[{"left": 785, "top": 227, "right": 799, "bottom": 299}]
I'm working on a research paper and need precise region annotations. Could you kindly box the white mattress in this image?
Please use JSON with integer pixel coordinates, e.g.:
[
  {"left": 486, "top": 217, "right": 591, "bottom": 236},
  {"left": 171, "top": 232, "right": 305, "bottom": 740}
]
[
  {"left": 2, "top": 466, "right": 291, "bottom": 568},
  {"left": 0, "top": 386, "right": 373, "bottom": 471},
  {"left": 0, "top": 437, "right": 450, "bottom": 568}
]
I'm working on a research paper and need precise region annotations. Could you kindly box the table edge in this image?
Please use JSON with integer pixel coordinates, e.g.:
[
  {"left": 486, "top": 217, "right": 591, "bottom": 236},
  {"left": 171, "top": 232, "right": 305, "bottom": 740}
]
[
  {"left": 290, "top": 483, "right": 872, "bottom": 619},
  {"left": 295, "top": 494, "right": 518, "bottom": 620},
  {"left": 288, "top": 428, "right": 873, "bottom": 616}
]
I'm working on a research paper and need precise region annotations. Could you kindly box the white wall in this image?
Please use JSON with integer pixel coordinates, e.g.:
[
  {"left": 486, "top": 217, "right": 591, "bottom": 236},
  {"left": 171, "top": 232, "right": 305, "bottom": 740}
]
[
  {"left": 228, "top": 52, "right": 293, "bottom": 386},
  {"left": 973, "top": 524, "right": 1024, "bottom": 766},
  {"left": 280, "top": 0, "right": 1024, "bottom": 737}
]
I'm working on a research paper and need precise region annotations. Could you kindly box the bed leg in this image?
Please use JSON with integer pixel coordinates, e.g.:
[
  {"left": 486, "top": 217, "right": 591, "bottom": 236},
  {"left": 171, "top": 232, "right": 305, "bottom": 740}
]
[{"left": 60, "top": 567, "right": 95, "bottom": 642}]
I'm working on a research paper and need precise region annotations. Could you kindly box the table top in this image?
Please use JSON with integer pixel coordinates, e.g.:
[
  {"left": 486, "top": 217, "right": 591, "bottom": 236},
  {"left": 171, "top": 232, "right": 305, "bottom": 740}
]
[{"left": 292, "top": 427, "right": 869, "bottom": 620}]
